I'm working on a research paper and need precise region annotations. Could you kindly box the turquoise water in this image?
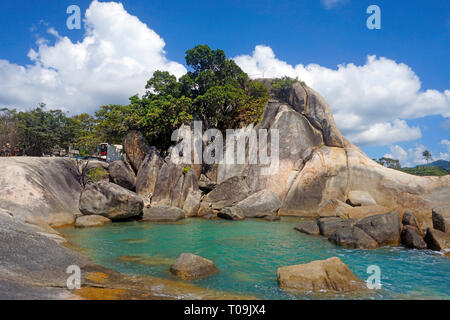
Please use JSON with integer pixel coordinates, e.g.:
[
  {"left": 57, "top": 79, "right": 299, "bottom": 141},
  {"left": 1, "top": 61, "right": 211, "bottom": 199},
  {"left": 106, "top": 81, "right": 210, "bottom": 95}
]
[{"left": 61, "top": 218, "right": 450, "bottom": 299}]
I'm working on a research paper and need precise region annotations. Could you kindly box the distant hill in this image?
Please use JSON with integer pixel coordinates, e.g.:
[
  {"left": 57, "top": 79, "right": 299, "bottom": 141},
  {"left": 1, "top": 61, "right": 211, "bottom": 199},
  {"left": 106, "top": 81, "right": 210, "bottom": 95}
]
[{"left": 420, "top": 160, "right": 449, "bottom": 171}]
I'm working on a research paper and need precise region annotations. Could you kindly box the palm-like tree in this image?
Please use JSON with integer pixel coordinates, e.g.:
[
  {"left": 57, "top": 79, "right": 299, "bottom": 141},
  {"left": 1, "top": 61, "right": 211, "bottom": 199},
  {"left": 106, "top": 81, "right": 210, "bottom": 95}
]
[{"left": 422, "top": 150, "right": 432, "bottom": 164}]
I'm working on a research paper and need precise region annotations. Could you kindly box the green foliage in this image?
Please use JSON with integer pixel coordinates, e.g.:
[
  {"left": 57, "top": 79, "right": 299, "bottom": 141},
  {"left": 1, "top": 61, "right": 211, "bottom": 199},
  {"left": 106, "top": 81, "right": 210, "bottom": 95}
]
[
  {"left": 86, "top": 166, "right": 109, "bottom": 183},
  {"left": 182, "top": 166, "right": 192, "bottom": 174},
  {"left": 397, "top": 166, "right": 448, "bottom": 176},
  {"left": 271, "top": 77, "right": 300, "bottom": 102},
  {"left": 378, "top": 157, "right": 401, "bottom": 169}
]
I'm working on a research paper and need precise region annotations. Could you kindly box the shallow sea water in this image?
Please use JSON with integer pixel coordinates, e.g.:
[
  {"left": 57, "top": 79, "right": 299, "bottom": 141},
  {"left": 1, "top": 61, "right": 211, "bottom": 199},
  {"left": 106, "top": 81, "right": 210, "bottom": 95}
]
[{"left": 61, "top": 218, "right": 450, "bottom": 300}]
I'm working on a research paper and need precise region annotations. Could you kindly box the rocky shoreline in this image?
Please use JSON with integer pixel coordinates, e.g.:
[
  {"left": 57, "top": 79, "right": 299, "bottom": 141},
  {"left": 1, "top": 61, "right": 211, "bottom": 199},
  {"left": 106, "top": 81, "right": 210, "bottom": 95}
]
[{"left": 0, "top": 80, "right": 449, "bottom": 299}]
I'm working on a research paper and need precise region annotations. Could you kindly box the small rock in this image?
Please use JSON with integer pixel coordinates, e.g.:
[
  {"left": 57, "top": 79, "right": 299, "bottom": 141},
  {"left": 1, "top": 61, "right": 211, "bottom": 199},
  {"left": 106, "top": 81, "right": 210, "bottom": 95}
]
[
  {"left": 218, "top": 207, "right": 245, "bottom": 221},
  {"left": 328, "top": 226, "right": 379, "bottom": 249},
  {"left": 318, "top": 199, "right": 352, "bottom": 218},
  {"left": 355, "top": 212, "right": 401, "bottom": 246},
  {"left": 75, "top": 215, "right": 112, "bottom": 228},
  {"left": 424, "top": 228, "right": 450, "bottom": 252},
  {"left": 318, "top": 217, "right": 356, "bottom": 236},
  {"left": 277, "top": 257, "right": 364, "bottom": 293},
  {"left": 264, "top": 215, "right": 281, "bottom": 222},
  {"left": 170, "top": 253, "right": 218, "bottom": 279},
  {"left": 294, "top": 221, "right": 320, "bottom": 236},
  {"left": 142, "top": 206, "right": 185, "bottom": 222},
  {"left": 401, "top": 225, "right": 427, "bottom": 249},
  {"left": 347, "top": 191, "right": 376, "bottom": 206},
  {"left": 402, "top": 211, "right": 420, "bottom": 229},
  {"left": 432, "top": 206, "right": 450, "bottom": 234}
]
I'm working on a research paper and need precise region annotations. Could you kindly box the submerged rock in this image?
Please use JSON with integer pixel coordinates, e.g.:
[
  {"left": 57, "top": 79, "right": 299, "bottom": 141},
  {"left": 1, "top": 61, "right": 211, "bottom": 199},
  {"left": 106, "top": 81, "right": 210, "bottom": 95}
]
[
  {"left": 401, "top": 225, "right": 427, "bottom": 250},
  {"left": 432, "top": 207, "right": 450, "bottom": 234},
  {"left": 277, "top": 257, "right": 364, "bottom": 293},
  {"left": 169, "top": 253, "right": 218, "bottom": 280},
  {"left": 79, "top": 181, "right": 144, "bottom": 220},
  {"left": 328, "top": 226, "right": 379, "bottom": 249},
  {"left": 354, "top": 212, "right": 401, "bottom": 246},
  {"left": 142, "top": 206, "right": 185, "bottom": 222},
  {"left": 109, "top": 160, "right": 136, "bottom": 191},
  {"left": 75, "top": 215, "right": 112, "bottom": 228},
  {"left": 294, "top": 221, "right": 320, "bottom": 236}
]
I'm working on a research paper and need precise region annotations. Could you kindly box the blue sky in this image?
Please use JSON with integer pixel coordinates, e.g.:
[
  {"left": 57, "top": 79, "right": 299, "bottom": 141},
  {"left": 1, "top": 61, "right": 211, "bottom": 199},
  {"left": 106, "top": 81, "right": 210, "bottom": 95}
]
[{"left": 0, "top": 0, "right": 449, "bottom": 165}]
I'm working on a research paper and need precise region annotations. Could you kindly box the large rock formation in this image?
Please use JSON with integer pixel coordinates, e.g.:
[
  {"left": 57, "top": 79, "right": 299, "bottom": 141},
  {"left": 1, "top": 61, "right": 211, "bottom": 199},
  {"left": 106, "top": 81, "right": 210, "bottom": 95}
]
[
  {"left": 79, "top": 181, "right": 144, "bottom": 220},
  {"left": 109, "top": 160, "right": 136, "bottom": 191},
  {"left": 123, "top": 131, "right": 152, "bottom": 172}
]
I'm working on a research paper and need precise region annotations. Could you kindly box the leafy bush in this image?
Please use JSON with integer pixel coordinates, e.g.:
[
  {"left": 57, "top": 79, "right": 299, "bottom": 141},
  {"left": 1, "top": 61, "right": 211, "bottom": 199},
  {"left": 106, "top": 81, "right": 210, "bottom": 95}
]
[{"left": 86, "top": 166, "right": 109, "bottom": 183}]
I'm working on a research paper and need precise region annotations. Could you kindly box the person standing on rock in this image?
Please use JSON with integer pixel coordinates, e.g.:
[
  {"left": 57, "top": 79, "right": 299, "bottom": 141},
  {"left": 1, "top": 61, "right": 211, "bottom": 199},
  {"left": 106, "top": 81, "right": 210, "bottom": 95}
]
[{"left": 5, "top": 143, "right": 11, "bottom": 157}]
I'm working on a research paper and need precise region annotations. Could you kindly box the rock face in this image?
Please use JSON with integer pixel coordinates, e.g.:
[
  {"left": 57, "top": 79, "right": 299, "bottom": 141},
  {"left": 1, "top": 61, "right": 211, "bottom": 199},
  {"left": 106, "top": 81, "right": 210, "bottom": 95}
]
[
  {"left": 203, "top": 176, "right": 251, "bottom": 210},
  {"left": 294, "top": 221, "right": 320, "bottom": 236},
  {"left": 79, "top": 181, "right": 144, "bottom": 220},
  {"left": 142, "top": 206, "right": 185, "bottom": 222},
  {"left": 424, "top": 228, "right": 450, "bottom": 252},
  {"left": 318, "top": 217, "right": 356, "bottom": 237},
  {"left": 328, "top": 227, "right": 379, "bottom": 249},
  {"left": 75, "top": 215, "right": 112, "bottom": 228},
  {"left": 277, "top": 257, "right": 364, "bottom": 293},
  {"left": 432, "top": 207, "right": 450, "bottom": 234},
  {"left": 347, "top": 191, "right": 376, "bottom": 206},
  {"left": 354, "top": 212, "right": 401, "bottom": 246},
  {"left": 401, "top": 225, "right": 427, "bottom": 249},
  {"left": 183, "top": 190, "right": 202, "bottom": 217},
  {"left": 109, "top": 160, "right": 136, "bottom": 191},
  {"left": 123, "top": 131, "right": 152, "bottom": 172},
  {"left": 318, "top": 199, "right": 352, "bottom": 218},
  {"left": 218, "top": 207, "right": 245, "bottom": 221},
  {"left": 233, "top": 189, "right": 281, "bottom": 218},
  {"left": 0, "top": 157, "right": 82, "bottom": 224},
  {"left": 402, "top": 211, "right": 420, "bottom": 229},
  {"left": 169, "top": 253, "right": 218, "bottom": 279},
  {"left": 135, "top": 151, "right": 163, "bottom": 199},
  {"left": 47, "top": 212, "right": 76, "bottom": 228}
]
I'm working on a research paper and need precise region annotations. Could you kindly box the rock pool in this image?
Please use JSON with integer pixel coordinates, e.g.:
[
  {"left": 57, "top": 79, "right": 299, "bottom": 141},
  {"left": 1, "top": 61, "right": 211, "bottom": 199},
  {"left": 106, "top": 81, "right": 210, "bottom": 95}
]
[{"left": 61, "top": 218, "right": 450, "bottom": 299}]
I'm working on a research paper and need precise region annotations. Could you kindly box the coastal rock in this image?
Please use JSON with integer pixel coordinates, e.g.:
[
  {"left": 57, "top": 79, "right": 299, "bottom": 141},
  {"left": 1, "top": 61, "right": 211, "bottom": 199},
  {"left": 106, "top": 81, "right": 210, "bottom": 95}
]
[
  {"left": 347, "top": 190, "right": 376, "bottom": 207},
  {"left": 142, "top": 206, "right": 185, "bottom": 222},
  {"left": 135, "top": 150, "right": 163, "bottom": 198},
  {"left": 401, "top": 225, "right": 427, "bottom": 249},
  {"left": 264, "top": 215, "right": 281, "bottom": 221},
  {"left": 109, "top": 160, "right": 136, "bottom": 191},
  {"left": 355, "top": 212, "right": 401, "bottom": 246},
  {"left": 123, "top": 131, "right": 152, "bottom": 172},
  {"left": 328, "top": 226, "right": 378, "bottom": 249},
  {"left": 170, "top": 253, "right": 218, "bottom": 279},
  {"left": 218, "top": 207, "right": 245, "bottom": 221},
  {"left": 75, "top": 215, "right": 112, "bottom": 228},
  {"left": 203, "top": 176, "right": 251, "bottom": 210},
  {"left": 294, "top": 221, "right": 320, "bottom": 236},
  {"left": 424, "top": 228, "right": 450, "bottom": 252},
  {"left": 197, "top": 202, "right": 215, "bottom": 217},
  {"left": 234, "top": 189, "right": 281, "bottom": 218},
  {"left": 47, "top": 212, "right": 76, "bottom": 228},
  {"left": 277, "top": 257, "right": 364, "bottom": 293},
  {"left": 402, "top": 211, "right": 421, "bottom": 229},
  {"left": 183, "top": 190, "right": 202, "bottom": 217},
  {"left": 318, "top": 199, "right": 352, "bottom": 218},
  {"left": 79, "top": 181, "right": 144, "bottom": 220},
  {"left": 318, "top": 217, "right": 356, "bottom": 237},
  {"left": 343, "top": 205, "right": 392, "bottom": 220},
  {"left": 432, "top": 206, "right": 450, "bottom": 234}
]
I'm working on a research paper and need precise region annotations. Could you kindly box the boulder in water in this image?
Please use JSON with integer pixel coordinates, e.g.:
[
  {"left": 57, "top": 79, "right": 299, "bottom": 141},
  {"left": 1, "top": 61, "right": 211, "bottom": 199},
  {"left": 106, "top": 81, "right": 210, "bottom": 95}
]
[
  {"left": 75, "top": 215, "right": 112, "bottom": 228},
  {"left": 328, "top": 226, "right": 379, "bottom": 249},
  {"left": 294, "top": 221, "right": 320, "bottom": 236},
  {"left": 401, "top": 225, "right": 427, "bottom": 249},
  {"left": 170, "top": 253, "right": 218, "bottom": 280},
  {"left": 354, "top": 212, "right": 401, "bottom": 246}
]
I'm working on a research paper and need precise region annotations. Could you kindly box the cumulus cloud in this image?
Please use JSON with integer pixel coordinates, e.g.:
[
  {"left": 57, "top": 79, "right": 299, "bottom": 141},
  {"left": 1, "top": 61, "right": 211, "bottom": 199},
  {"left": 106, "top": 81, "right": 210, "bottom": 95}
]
[
  {"left": 0, "top": 1, "right": 186, "bottom": 114},
  {"left": 384, "top": 142, "right": 449, "bottom": 167},
  {"left": 234, "top": 45, "right": 450, "bottom": 146}
]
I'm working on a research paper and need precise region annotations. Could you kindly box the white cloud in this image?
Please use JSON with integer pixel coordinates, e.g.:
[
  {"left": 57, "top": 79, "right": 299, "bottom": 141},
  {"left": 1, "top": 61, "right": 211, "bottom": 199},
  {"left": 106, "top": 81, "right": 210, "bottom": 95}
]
[
  {"left": 384, "top": 143, "right": 449, "bottom": 167},
  {"left": 234, "top": 45, "right": 450, "bottom": 146},
  {"left": 0, "top": 1, "right": 186, "bottom": 114}
]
